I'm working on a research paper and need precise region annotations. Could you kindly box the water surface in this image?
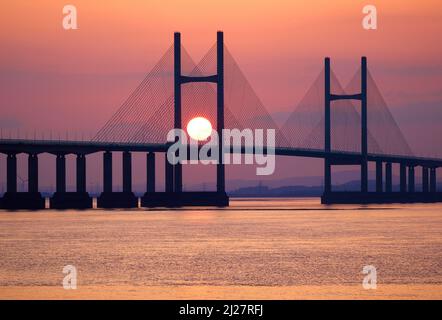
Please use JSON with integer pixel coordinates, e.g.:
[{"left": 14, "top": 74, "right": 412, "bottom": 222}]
[{"left": 0, "top": 198, "right": 441, "bottom": 299}]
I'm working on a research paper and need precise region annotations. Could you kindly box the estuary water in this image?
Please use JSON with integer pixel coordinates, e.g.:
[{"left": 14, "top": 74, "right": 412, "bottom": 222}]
[{"left": 0, "top": 198, "right": 441, "bottom": 299}]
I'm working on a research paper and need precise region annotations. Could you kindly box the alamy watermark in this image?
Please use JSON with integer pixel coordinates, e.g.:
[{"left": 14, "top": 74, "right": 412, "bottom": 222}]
[
  {"left": 61, "top": 4, "right": 376, "bottom": 31},
  {"left": 362, "top": 5, "right": 377, "bottom": 30},
  {"left": 62, "top": 4, "right": 78, "bottom": 30},
  {"left": 62, "top": 265, "right": 78, "bottom": 290},
  {"left": 362, "top": 265, "right": 377, "bottom": 289},
  {"left": 166, "top": 128, "right": 276, "bottom": 176}
]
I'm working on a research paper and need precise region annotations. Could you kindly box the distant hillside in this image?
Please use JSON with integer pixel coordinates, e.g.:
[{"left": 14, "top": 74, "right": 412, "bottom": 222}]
[
  {"left": 229, "top": 181, "right": 442, "bottom": 197},
  {"left": 4, "top": 169, "right": 440, "bottom": 197}
]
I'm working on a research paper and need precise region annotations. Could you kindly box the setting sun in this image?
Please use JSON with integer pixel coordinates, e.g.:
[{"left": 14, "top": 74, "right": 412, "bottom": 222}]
[{"left": 186, "top": 117, "right": 212, "bottom": 141}]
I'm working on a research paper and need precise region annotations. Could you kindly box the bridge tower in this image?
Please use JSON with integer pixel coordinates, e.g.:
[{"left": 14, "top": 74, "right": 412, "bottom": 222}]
[
  {"left": 172, "top": 31, "right": 226, "bottom": 195},
  {"left": 141, "top": 31, "right": 228, "bottom": 207},
  {"left": 323, "top": 57, "right": 368, "bottom": 198}
]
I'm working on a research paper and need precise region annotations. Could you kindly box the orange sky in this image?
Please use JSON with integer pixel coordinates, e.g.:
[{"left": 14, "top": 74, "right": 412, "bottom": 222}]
[
  {"left": 2, "top": 1, "right": 442, "bottom": 73},
  {"left": 0, "top": 0, "right": 442, "bottom": 188},
  {"left": 1, "top": 1, "right": 441, "bottom": 121}
]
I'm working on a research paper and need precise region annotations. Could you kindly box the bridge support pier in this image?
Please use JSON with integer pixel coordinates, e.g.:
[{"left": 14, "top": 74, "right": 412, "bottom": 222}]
[
  {"left": 422, "top": 167, "right": 429, "bottom": 193},
  {"left": 430, "top": 168, "right": 437, "bottom": 193},
  {"left": 385, "top": 162, "right": 393, "bottom": 192},
  {"left": 103, "top": 151, "right": 112, "bottom": 192},
  {"left": 56, "top": 154, "right": 66, "bottom": 193},
  {"left": 1, "top": 153, "right": 45, "bottom": 210},
  {"left": 97, "top": 151, "right": 138, "bottom": 209},
  {"left": 122, "top": 151, "right": 132, "bottom": 193},
  {"left": 76, "top": 154, "right": 86, "bottom": 193},
  {"left": 165, "top": 153, "right": 174, "bottom": 193},
  {"left": 376, "top": 161, "right": 383, "bottom": 193},
  {"left": 7, "top": 153, "right": 17, "bottom": 193},
  {"left": 140, "top": 153, "right": 158, "bottom": 207},
  {"left": 408, "top": 165, "right": 415, "bottom": 193},
  {"left": 50, "top": 153, "right": 92, "bottom": 209},
  {"left": 28, "top": 154, "right": 38, "bottom": 193},
  {"left": 324, "top": 159, "right": 331, "bottom": 195},
  {"left": 361, "top": 162, "right": 368, "bottom": 193},
  {"left": 146, "top": 152, "right": 156, "bottom": 193},
  {"left": 400, "top": 163, "right": 407, "bottom": 193}
]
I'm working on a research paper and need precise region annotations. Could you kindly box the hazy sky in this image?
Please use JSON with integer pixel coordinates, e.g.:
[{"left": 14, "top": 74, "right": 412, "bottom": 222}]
[{"left": 0, "top": 0, "right": 441, "bottom": 189}]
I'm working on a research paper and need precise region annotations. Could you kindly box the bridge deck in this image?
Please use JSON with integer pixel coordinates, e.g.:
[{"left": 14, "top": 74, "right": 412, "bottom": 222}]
[{"left": 1, "top": 139, "right": 441, "bottom": 167}]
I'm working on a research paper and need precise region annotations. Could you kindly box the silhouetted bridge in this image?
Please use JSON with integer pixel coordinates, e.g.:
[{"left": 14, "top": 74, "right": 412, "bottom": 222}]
[{"left": 0, "top": 31, "right": 441, "bottom": 209}]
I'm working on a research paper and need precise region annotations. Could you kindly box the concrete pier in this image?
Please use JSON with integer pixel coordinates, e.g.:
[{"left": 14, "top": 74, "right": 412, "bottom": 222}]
[
  {"left": 140, "top": 153, "right": 156, "bottom": 207},
  {"left": 103, "top": 151, "right": 112, "bottom": 193},
  {"left": 400, "top": 163, "right": 407, "bottom": 193},
  {"left": 7, "top": 153, "right": 17, "bottom": 193},
  {"left": 408, "top": 165, "right": 415, "bottom": 193},
  {"left": 97, "top": 151, "right": 138, "bottom": 208},
  {"left": 28, "top": 153, "right": 38, "bottom": 193},
  {"left": 50, "top": 153, "right": 92, "bottom": 209},
  {"left": 76, "top": 154, "right": 86, "bottom": 193},
  {"left": 422, "top": 167, "right": 429, "bottom": 193},
  {"left": 146, "top": 152, "right": 155, "bottom": 193},
  {"left": 376, "top": 161, "right": 383, "bottom": 193},
  {"left": 165, "top": 153, "right": 174, "bottom": 193},
  {"left": 385, "top": 162, "right": 393, "bottom": 192},
  {"left": 430, "top": 168, "right": 437, "bottom": 193},
  {"left": 0, "top": 153, "right": 45, "bottom": 210}
]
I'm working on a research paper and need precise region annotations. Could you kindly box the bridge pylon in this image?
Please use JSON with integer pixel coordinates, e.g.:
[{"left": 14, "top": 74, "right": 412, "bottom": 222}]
[
  {"left": 322, "top": 57, "right": 369, "bottom": 204},
  {"left": 140, "top": 31, "right": 229, "bottom": 207},
  {"left": 172, "top": 31, "right": 226, "bottom": 195}
]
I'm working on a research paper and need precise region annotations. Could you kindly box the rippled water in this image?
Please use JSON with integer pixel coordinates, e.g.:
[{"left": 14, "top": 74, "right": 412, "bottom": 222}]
[{"left": 0, "top": 198, "right": 441, "bottom": 299}]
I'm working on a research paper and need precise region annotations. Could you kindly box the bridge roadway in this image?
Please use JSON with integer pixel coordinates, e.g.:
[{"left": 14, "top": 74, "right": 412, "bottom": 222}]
[
  {"left": 1, "top": 139, "right": 442, "bottom": 167},
  {"left": 1, "top": 138, "right": 441, "bottom": 208}
]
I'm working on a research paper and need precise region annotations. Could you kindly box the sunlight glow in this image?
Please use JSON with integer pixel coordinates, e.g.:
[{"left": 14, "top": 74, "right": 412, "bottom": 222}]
[{"left": 186, "top": 117, "right": 212, "bottom": 141}]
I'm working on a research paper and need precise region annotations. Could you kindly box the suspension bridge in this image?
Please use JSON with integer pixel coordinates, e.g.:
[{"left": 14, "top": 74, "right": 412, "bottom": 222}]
[{"left": 0, "top": 31, "right": 441, "bottom": 209}]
